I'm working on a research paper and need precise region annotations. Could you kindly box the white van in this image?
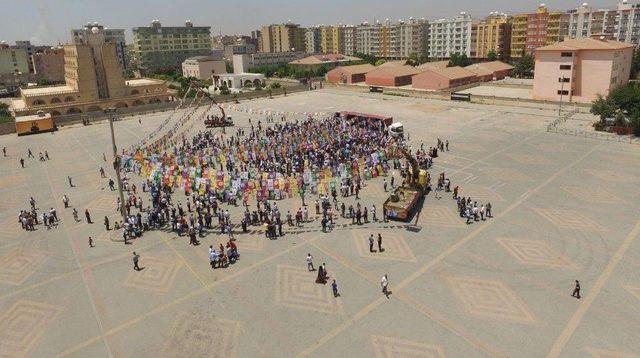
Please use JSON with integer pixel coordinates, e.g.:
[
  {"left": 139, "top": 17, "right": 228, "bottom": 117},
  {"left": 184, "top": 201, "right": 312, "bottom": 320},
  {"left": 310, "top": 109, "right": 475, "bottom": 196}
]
[{"left": 389, "top": 122, "right": 404, "bottom": 138}]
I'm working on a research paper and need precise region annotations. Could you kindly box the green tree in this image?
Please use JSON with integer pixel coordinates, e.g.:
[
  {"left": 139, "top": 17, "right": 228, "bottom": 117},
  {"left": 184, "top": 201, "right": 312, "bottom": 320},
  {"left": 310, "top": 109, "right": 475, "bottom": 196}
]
[
  {"left": 374, "top": 59, "right": 387, "bottom": 66},
  {"left": 449, "top": 53, "right": 472, "bottom": 67},
  {"left": 219, "top": 83, "right": 231, "bottom": 95},
  {"left": 631, "top": 49, "right": 640, "bottom": 80},
  {"left": 487, "top": 50, "right": 498, "bottom": 61},
  {"left": 590, "top": 95, "right": 615, "bottom": 121},
  {"left": 269, "top": 81, "right": 282, "bottom": 89},
  {"left": 225, "top": 61, "right": 233, "bottom": 73},
  {"left": 0, "top": 102, "right": 13, "bottom": 123},
  {"left": 514, "top": 54, "right": 534, "bottom": 78}
]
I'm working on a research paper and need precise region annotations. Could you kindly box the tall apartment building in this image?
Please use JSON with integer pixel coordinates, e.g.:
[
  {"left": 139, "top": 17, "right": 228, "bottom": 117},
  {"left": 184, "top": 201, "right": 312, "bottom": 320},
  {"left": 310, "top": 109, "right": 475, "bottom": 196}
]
[
  {"left": 132, "top": 20, "right": 212, "bottom": 74},
  {"left": 32, "top": 47, "right": 65, "bottom": 82},
  {"left": 471, "top": 13, "right": 512, "bottom": 59},
  {"left": 510, "top": 4, "right": 566, "bottom": 58},
  {"left": 12, "top": 41, "right": 48, "bottom": 73},
  {"left": 319, "top": 25, "right": 344, "bottom": 54},
  {"left": 259, "top": 22, "right": 306, "bottom": 53},
  {"left": 0, "top": 42, "right": 29, "bottom": 76},
  {"left": 72, "top": 23, "right": 127, "bottom": 72},
  {"left": 429, "top": 13, "right": 473, "bottom": 59},
  {"left": 564, "top": 1, "right": 640, "bottom": 46},
  {"left": 356, "top": 22, "right": 382, "bottom": 56},
  {"left": 305, "top": 26, "right": 321, "bottom": 53},
  {"left": 343, "top": 25, "right": 357, "bottom": 55}
]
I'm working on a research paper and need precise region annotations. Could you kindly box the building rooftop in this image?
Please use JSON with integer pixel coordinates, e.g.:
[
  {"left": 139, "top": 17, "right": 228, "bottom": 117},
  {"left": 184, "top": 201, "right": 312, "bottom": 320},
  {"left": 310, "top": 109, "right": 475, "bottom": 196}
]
[
  {"left": 20, "top": 85, "right": 76, "bottom": 97},
  {"left": 379, "top": 60, "right": 410, "bottom": 68},
  {"left": 419, "top": 66, "right": 477, "bottom": 80},
  {"left": 368, "top": 65, "right": 421, "bottom": 77},
  {"left": 417, "top": 60, "right": 450, "bottom": 71},
  {"left": 331, "top": 63, "right": 375, "bottom": 75},
  {"left": 184, "top": 55, "right": 222, "bottom": 62},
  {"left": 536, "top": 37, "right": 635, "bottom": 51},
  {"left": 465, "top": 61, "right": 514, "bottom": 74},
  {"left": 289, "top": 54, "right": 361, "bottom": 65},
  {"left": 125, "top": 78, "right": 165, "bottom": 86}
]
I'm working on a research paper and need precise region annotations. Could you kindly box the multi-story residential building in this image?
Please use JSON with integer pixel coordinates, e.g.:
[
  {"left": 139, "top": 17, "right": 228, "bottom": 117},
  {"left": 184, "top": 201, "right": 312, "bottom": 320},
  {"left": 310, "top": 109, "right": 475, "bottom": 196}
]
[
  {"left": 471, "top": 12, "right": 512, "bottom": 59},
  {"left": 343, "top": 25, "right": 357, "bottom": 55},
  {"left": 356, "top": 22, "right": 381, "bottom": 56},
  {"left": 396, "top": 18, "right": 429, "bottom": 59},
  {"left": 0, "top": 42, "right": 29, "bottom": 76},
  {"left": 72, "top": 23, "right": 127, "bottom": 72},
  {"left": 532, "top": 37, "right": 634, "bottom": 103},
  {"left": 564, "top": 1, "right": 640, "bottom": 47},
  {"left": 12, "top": 41, "right": 48, "bottom": 73},
  {"left": 259, "top": 22, "right": 306, "bottom": 53},
  {"left": 306, "top": 26, "right": 321, "bottom": 53},
  {"left": 31, "top": 47, "right": 65, "bottom": 82},
  {"left": 319, "top": 25, "right": 344, "bottom": 54},
  {"left": 429, "top": 12, "right": 473, "bottom": 59},
  {"left": 510, "top": 4, "right": 566, "bottom": 58},
  {"left": 13, "top": 26, "right": 169, "bottom": 117},
  {"left": 132, "top": 20, "right": 212, "bottom": 74}
]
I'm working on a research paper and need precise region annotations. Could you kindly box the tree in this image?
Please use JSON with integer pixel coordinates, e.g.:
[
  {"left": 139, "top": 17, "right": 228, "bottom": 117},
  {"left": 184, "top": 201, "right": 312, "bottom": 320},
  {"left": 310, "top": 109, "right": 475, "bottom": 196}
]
[
  {"left": 590, "top": 95, "right": 615, "bottom": 120},
  {"left": 0, "top": 103, "right": 12, "bottom": 123},
  {"left": 407, "top": 52, "right": 420, "bottom": 66},
  {"left": 449, "top": 53, "right": 472, "bottom": 67},
  {"left": 374, "top": 59, "right": 387, "bottom": 66},
  {"left": 219, "top": 83, "right": 231, "bottom": 95},
  {"left": 514, "top": 54, "right": 534, "bottom": 78},
  {"left": 631, "top": 49, "right": 640, "bottom": 80},
  {"left": 269, "top": 82, "right": 282, "bottom": 89},
  {"left": 225, "top": 61, "right": 233, "bottom": 74},
  {"left": 487, "top": 50, "right": 498, "bottom": 61}
]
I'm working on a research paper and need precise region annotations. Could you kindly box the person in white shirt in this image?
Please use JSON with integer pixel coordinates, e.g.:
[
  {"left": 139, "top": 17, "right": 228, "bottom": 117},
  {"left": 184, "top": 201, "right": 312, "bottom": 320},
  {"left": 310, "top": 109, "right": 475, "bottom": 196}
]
[
  {"left": 306, "top": 253, "right": 314, "bottom": 271},
  {"left": 381, "top": 274, "right": 389, "bottom": 298}
]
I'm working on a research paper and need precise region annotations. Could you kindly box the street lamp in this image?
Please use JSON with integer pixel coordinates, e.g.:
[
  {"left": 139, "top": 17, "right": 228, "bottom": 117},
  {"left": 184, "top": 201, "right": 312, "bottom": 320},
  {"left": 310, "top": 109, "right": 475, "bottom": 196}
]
[{"left": 104, "top": 107, "right": 128, "bottom": 223}]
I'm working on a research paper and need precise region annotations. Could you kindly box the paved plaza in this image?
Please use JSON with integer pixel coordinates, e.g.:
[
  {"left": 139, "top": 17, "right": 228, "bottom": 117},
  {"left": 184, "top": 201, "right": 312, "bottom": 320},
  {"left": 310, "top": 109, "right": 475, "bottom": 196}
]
[{"left": 1, "top": 89, "right": 639, "bottom": 357}]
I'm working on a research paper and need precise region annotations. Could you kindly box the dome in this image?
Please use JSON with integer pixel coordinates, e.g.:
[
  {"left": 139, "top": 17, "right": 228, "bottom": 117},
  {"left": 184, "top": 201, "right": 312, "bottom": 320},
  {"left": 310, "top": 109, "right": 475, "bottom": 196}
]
[{"left": 91, "top": 27, "right": 99, "bottom": 34}]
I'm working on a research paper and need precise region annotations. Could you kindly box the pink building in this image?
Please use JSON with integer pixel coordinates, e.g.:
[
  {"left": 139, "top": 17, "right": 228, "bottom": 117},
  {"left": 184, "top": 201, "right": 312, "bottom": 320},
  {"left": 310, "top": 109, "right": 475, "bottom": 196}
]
[
  {"left": 326, "top": 64, "right": 374, "bottom": 84},
  {"left": 533, "top": 38, "right": 634, "bottom": 103},
  {"left": 365, "top": 65, "right": 420, "bottom": 87}
]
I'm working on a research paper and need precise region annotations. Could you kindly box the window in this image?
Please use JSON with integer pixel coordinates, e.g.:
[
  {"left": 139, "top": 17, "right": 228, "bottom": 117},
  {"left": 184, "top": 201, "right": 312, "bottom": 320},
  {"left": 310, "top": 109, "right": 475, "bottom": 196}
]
[
  {"left": 560, "top": 64, "right": 571, "bottom": 70},
  {"left": 558, "top": 77, "right": 570, "bottom": 82},
  {"left": 561, "top": 52, "right": 573, "bottom": 57},
  {"left": 557, "top": 90, "right": 569, "bottom": 95}
]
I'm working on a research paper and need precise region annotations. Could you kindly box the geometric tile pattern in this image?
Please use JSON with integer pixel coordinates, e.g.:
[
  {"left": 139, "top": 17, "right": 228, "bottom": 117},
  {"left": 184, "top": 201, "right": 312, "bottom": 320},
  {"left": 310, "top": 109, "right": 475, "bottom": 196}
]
[
  {"left": 480, "top": 167, "right": 530, "bottom": 182},
  {"left": 0, "top": 217, "right": 24, "bottom": 240},
  {"left": 586, "top": 347, "right": 639, "bottom": 358},
  {"left": 164, "top": 314, "right": 240, "bottom": 358},
  {"left": 497, "top": 238, "right": 572, "bottom": 268},
  {"left": 275, "top": 265, "right": 343, "bottom": 314},
  {"left": 0, "top": 249, "right": 44, "bottom": 285},
  {"left": 446, "top": 276, "right": 536, "bottom": 324},
  {"left": 234, "top": 234, "right": 265, "bottom": 252},
  {"left": 533, "top": 208, "right": 608, "bottom": 232},
  {"left": 562, "top": 186, "right": 624, "bottom": 204},
  {"left": 458, "top": 184, "right": 504, "bottom": 202},
  {"left": 418, "top": 205, "right": 464, "bottom": 228},
  {"left": 0, "top": 300, "right": 62, "bottom": 357},
  {"left": 353, "top": 231, "right": 416, "bottom": 262},
  {"left": 506, "top": 153, "right": 552, "bottom": 166},
  {"left": 624, "top": 286, "right": 640, "bottom": 301},
  {"left": 122, "top": 257, "right": 181, "bottom": 293},
  {"left": 583, "top": 169, "right": 635, "bottom": 183},
  {"left": 87, "top": 194, "right": 116, "bottom": 213},
  {"left": 371, "top": 335, "right": 446, "bottom": 358}
]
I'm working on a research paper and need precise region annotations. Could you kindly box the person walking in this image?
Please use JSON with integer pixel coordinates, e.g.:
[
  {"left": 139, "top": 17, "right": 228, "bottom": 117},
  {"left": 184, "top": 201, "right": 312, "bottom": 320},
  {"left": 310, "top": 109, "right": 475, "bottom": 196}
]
[
  {"left": 85, "top": 209, "right": 92, "bottom": 223},
  {"left": 572, "top": 280, "right": 581, "bottom": 299},
  {"left": 306, "top": 253, "right": 314, "bottom": 271},
  {"left": 68, "top": 176, "right": 73, "bottom": 187},
  {"left": 381, "top": 274, "right": 389, "bottom": 298},
  {"left": 369, "top": 234, "right": 375, "bottom": 252},
  {"left": 28, "top": 149, "right": 34, "bottom": 158},
  {"left": 88, "top": 236, "right": 94, "bottom": 248},
  {"left": 104, "top": 216, "right": 110, "bottom": 231},
  {"left": 62, "top": 195, "right": 69, "bottom": 208},
  {"left": 2, "top": 147, "right": 5, "bottom": 157},
  {"left": 486, "top": 202, "right": 492, "bottom": 218},
  {"left": 20, "top": 158, "right": 25, "bottom": 168},
  {"left": 383, "top": 179, "right": 387, "bottom": 192},
  {"left": 132, "top": 252, "right": 141, "bottom": 271},
  {"left": 72, "top": 208, "right": 79, "bottom": 222},
  {"left": 331, "top": 279, "right": 339, "bottom": 297},
  {"left": 377, "top": 233, "right": 383, "bottom": 252}
]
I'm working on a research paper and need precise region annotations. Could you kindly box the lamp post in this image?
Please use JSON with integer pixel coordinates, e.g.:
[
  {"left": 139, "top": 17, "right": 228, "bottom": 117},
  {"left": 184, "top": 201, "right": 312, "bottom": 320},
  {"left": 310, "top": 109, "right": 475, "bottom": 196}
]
[{"left": 104, "top": 107, "right": 128, "bottom": 222}]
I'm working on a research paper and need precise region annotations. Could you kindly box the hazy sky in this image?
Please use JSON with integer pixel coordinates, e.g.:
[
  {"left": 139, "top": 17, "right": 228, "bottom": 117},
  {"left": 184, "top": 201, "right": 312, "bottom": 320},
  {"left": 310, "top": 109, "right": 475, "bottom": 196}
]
[{"left": 0, "top": 0, "right": 626, "bottom": 45}]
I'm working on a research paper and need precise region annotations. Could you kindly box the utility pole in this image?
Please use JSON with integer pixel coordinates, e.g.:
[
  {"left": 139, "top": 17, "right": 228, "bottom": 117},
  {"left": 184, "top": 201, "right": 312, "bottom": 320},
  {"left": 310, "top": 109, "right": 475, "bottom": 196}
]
[{"left": 105, "top": 107, "right": 128, "bottom": 222}]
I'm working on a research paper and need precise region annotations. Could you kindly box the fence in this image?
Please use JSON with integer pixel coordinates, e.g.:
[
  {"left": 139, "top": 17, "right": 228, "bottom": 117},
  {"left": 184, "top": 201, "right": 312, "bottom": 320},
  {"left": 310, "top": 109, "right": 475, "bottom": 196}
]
[{"left": 547, "top": 126, "right": 640, "bottom": 144}]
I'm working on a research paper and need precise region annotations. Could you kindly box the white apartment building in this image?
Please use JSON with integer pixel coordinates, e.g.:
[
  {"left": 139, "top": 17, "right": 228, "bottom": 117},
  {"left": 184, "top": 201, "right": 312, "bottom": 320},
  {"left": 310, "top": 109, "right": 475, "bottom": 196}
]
[
  {"left": 305, "top": 27, "right": 321, "bottom": 53},
  {"left": 565, "top": 1, "right": 640, "bottom": 46},
  {"left": 428, "top": 12, "right": 473, "bottom": 59},
  {"left": 396, "top": 18, "right": 429, "bottom": 58},
  {"left": 343, "top": 25, "right": 357, "bottom": 55},
  {"left": 356, "top": 22, "right": 381, "bottom": 56}
]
